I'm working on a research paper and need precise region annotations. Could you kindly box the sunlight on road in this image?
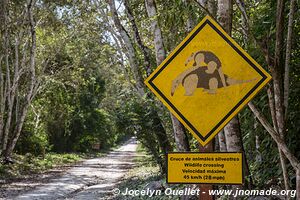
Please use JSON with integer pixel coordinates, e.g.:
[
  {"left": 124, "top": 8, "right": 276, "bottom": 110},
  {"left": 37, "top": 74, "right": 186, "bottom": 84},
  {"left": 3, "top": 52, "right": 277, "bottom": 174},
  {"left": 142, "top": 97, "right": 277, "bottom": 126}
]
[{"left": 15, "top": 138, "right": 138, "bottom": 200}]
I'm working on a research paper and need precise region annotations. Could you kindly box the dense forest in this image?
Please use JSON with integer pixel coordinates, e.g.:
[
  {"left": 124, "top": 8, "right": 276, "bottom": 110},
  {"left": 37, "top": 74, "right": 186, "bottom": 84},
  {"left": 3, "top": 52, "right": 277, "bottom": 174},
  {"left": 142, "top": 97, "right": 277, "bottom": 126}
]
[{"left": 0, "top": 0, "right": 299, "bottom": 199}]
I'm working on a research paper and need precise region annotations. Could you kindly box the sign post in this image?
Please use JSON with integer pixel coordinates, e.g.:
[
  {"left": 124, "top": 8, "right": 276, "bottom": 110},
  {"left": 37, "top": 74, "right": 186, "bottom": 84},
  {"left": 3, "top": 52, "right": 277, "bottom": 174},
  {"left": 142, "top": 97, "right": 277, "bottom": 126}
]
[
  {"left": 144, "top": 15, "right": 271, "bottom": 199},
  {"left": 199, "top": 142, "right": 214, "bottom": 200}
]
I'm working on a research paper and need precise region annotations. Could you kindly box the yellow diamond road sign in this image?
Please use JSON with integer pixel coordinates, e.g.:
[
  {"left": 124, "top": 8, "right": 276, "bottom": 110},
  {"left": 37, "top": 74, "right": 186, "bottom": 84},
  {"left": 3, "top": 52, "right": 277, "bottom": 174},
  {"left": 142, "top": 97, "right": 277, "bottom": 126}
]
[{"left": 145, "top": 15, "right": 271, "bottom": 146}]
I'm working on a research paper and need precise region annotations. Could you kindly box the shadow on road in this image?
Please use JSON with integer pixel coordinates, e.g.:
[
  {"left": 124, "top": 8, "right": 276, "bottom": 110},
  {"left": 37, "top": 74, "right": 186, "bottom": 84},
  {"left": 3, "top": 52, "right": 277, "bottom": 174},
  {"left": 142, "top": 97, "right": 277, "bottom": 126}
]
[{"left": 9, "top": 137, "right": 140, "bottom": 200}]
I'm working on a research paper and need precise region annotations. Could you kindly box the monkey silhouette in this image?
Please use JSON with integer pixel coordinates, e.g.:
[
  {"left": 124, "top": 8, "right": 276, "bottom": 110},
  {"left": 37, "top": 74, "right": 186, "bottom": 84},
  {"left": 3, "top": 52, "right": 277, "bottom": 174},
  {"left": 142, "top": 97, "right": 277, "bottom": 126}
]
[{"left": 171, "top": 51, "right": 255, "bottom": 96}]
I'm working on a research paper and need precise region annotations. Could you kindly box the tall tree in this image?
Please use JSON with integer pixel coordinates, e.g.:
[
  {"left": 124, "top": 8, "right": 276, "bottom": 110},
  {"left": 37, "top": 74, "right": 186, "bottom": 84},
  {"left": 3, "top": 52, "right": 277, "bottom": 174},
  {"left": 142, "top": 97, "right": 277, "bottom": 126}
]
[
  {"left": 106, "top": 0, "right": 173, "bottom": 172},
  {"left": 272, "top": 0, "right": 290, "bottom": 193},
  {"left": 217, "top": 0, "right": 243, "bottom": 153},
  {"left": 283, "top": 0, "right": 296, "bottom": 119},
  {"left": 217, "top": 0, "right": 253, "bottom": 193},
  {"left": 234, "top": 0, "right": 300, "bottom": 197},
  {"left": 144, "top": 0, "right": 190, "bottom": 152},
  {"left": 0, "top": 0, "right": 40, "bottom": 158}
]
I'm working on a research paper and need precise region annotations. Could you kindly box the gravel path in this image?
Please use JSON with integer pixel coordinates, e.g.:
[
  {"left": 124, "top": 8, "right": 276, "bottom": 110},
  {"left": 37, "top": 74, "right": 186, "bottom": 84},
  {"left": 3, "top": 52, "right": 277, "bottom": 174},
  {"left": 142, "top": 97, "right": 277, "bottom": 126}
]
[{"left": 11, "top": 138, "right": 138, "bottom": 200}]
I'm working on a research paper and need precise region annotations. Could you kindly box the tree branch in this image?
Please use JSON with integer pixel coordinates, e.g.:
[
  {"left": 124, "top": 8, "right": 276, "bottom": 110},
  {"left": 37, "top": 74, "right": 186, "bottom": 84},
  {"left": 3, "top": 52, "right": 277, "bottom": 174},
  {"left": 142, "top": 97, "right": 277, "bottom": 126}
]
[
  {"left": 106, "top": 0, "right": 145, "bottom": 96},
  {"left": 248, "top": 102, "right": 300, "bottom": 171},
  {"left": 124, "top": 0, "right": 153, "bottom": 76},
  {"left": 193, "top": 0, "right": 217, "bottom": 21},
  {"left": 234, "top": 0, "right": 275, "bottom": 70}
]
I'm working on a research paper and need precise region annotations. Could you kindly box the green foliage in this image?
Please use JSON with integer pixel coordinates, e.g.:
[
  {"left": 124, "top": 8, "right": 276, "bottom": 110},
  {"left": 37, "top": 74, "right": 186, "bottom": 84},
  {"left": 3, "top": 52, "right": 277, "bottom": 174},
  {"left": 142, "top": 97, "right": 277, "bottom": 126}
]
[
  {"left": 0, "top": 153, "right": 81, "bottom": 179},
  {"left": 13, "top": 1, "right": 131, "bottom": 155},
  {"left": 15, "top": 129, "right": 49, "bottom": 156},
  {"left": 236, "top": 0, "right": 300, "bottom": 189},
  {"left": 114, "top": 96, "right": 160, "bottom": 154}
]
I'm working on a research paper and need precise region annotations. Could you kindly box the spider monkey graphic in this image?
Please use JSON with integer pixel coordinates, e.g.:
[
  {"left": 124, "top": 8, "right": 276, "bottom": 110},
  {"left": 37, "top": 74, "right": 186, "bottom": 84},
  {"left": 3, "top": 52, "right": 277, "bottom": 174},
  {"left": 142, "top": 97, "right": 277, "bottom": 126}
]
[{"left": 171, "top": 51, "right": 255, "bottom": 96}]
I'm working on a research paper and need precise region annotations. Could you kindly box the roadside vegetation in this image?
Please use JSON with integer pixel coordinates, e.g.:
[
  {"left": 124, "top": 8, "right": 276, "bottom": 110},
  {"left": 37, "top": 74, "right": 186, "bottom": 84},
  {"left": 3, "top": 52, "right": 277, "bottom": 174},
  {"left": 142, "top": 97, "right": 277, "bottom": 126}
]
[
  {"left": 0, "top": 137, "right": 130, "bottom": 181},
  {"left": 114, "top": 144, "right": 164, "bottom": 200},
  {"left": 0, "top": 153, "right": 82, "bottom": 180},
  {"left": 114, "top": 144, "right": 192, "bottom": 200}
]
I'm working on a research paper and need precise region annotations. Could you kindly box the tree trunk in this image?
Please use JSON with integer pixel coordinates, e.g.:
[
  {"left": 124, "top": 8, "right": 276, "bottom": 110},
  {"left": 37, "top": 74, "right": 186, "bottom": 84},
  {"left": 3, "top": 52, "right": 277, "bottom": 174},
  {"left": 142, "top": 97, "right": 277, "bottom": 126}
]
[
  {"left": 255, "top": 119, "right": 262, "bottom": 162},
  {"left": 122, "top": 0, "right": 176, "bottom": 158},
  {"left": 145, "top": 0, "right": 190, "bottom": 152},
  {"left": 183, "top": 0, "right": 195, "bottom": 32},
  {"left": 283, "top": 0, "right": 296, "bottom": 119},
  {"left": 124, "top": 0, "right": 153, "bottom": 76},
  {"left": 217, "top": 0, "right": 248, "bottom": 194},
  {"left": 274, "top": 0, "right": 290, "bottom": 192},
  {"left": 107, "top": 0, "right": 173, "bottom": 172},
  {"left": 217, "top": 0, "right": 243, "bottom": 153},
  {"left": 1, "top": 0, "right": 10, "bottom": 152},
  {"left": 107, "top": 0, "right": 145, "bottom": 97},
  {"left": 255, "top": 135, "right": 262, "bottom": 162},
  {"left": 224, "top": 117, "right": 242, "bottom": 152},
  {"left": 0, "top": 40, "right": 3, "bottom": 151},
  {"left": 144, "top": 0, "right": 164, "bottom": 64},
  {"left": 267, "top": 87, "right": 279, "bottom": 131},
  {"left": 248, "top": 102, "right": 300, "bottom": 199},
  {"left": 4, "top": 0, "right": 37, "bottom": 157},
  {"left": 152, "top": 112, "right": 173, "bottom": 173},
  {"left": 214, "top": 132, "right": 220, "bottom": 151},
  {"left": 197, "top": 0, "right": 207, "bottom": 8},
  {"left": 273, "top": 0, "right": 285, "bottom": 140},
  {"left": 217, "top": 0, "right": 232, "bottom": 35},
  {"left": 267, "top": 87, "right": 289, "bottom": 193},
  {"left": 235, "top": 0, "right": 249, "bottom": 45},
  {"left": 283, "top": 1, "right": 297, "bottom": 191},
  {"left": 2, "top": 37, "right": 21, "bottom": 152},
  {"left": 234, "top": 0, "right": 298, "bottom": 196},
  {"left": 223, "top": 115, "right": 253, "bottom": 189},
  {"left": 171, "top": 113, "right": 190, "bottom": 152},
  {"left": 248, "top": 102, "right": 300, "bottom": 170},
  {"left": 218, "top": 130, "right": 227, "bottom": 152},
  {"left": 2, "top": 95, "right": 14, "bottom": 151},
  {"left": 297, "top": 169, "right": 300, "bottom": 200},
  {"left": 5, "top": 104, "right": 29, "bottom": 157},
  {"left": 207, "top": 0, "right": 217, "bottom": 16},
  {"left": 195, "top": 0, "right": 216, "bottom": 18},
  {"left": 236, "top": 0, "right": 291, "bottom": 191},
  {"left": 97, "top": 5, "right": 133, "bottom": 86}
]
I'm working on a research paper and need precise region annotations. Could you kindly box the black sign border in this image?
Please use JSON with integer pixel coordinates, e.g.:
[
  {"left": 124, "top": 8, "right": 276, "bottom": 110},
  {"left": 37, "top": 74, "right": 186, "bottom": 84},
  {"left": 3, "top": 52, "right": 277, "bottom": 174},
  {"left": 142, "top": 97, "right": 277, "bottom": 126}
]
[{"left": 148, "top": 19, "right": 267, "bottom": 142}]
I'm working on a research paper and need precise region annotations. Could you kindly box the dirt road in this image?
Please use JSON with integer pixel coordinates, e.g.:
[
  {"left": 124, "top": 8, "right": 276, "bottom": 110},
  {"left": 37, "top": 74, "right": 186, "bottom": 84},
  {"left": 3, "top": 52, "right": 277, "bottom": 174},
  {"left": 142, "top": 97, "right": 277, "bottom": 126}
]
[{"left": 12, "top": 138, "right": 138, "bottom": 200}]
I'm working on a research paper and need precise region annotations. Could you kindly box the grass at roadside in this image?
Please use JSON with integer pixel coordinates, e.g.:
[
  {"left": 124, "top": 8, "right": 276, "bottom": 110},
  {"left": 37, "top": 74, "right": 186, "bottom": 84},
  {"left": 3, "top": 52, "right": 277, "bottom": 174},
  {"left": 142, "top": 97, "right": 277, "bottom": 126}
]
[
  {"left": 0, "top": 151, "right": 106, "bottom": 181},
  {"left": 113, "top": 143, "right": 189, "bottom": 200},
  {"left": 0, "top": 137, "right": 133, "bottom": 181},
  {"left": 0, "top": 153, "right": 85, "bottom": 180}
]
